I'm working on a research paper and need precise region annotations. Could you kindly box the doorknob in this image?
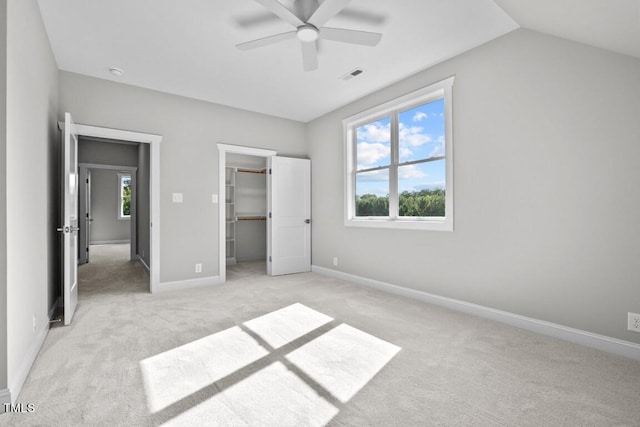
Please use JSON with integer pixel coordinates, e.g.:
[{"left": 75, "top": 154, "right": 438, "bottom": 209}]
[{"left": 304, "top": 219, "right": 311, "bottom": 224}]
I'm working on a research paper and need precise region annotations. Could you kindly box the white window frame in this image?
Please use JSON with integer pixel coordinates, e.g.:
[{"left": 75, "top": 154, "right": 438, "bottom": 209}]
[
  {"left": 343, "top": 76, "right": 454, "bottom": 231},
  {"left": 118, "top": 172, "right": 132, "bottom": 220}
]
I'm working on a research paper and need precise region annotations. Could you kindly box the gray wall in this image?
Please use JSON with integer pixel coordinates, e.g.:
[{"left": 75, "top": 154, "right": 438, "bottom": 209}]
[
  {"left": 235, "top": 169, "right": 267, "bottom": 262},
  {"left": 138, "top": 143, "right": 150, "bottom": 266},
  {"left": 59, "top": 71, "right": 307, "bottom": 283},
  {"left": 5, "top": 0, "right": 59, "bottom": 397},
  {"left": 0, "top": 0, "right": 7, "bottom": 400},
  {"left": 89, "top": 169, "right": 131, "bottom": 244},
  {"left": 308, "top": 29, "right": 640, "bottom": 344},
  {"left": 79, "top": 138, "right": 139, "bottom": 167}
]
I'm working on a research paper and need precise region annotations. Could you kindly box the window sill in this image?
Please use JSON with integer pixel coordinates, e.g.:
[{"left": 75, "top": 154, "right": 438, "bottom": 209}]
[{"left": 345, "top": 217, "right": 453, "bottom": 231}]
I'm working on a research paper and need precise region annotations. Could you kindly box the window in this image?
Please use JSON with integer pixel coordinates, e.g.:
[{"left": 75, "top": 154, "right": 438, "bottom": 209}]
[
  {"left": 118, "top": 173, "right": 132, "bottom": 220},
  {"left": 344, "top": 76, "right": 454, "bottom": 231}
]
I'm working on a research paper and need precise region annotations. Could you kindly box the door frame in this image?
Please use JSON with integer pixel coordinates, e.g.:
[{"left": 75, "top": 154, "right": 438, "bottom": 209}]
[
  {"left": 79, "top": 163, "right": 138, "bottom": 262},
  {"left": 217, "top": 143, "right": 277, "bottom": 283},
  {"left": 60, "top": 121, "right": 162, "bottom": 292}
]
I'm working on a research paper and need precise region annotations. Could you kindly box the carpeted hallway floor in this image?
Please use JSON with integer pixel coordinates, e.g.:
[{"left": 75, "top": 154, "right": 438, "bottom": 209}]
[{"left": 4, "top": 244, "right": 640, "bottom": 426}]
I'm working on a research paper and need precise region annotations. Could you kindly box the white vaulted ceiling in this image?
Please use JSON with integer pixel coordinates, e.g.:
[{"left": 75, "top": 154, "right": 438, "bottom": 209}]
[{"left": 36, "top": 0, "right": 639, "bottom": 122}]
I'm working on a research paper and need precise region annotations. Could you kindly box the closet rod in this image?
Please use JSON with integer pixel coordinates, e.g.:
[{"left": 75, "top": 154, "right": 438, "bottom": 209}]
[
  {"left": 236, "top": 216, "right": 267, "bottom": 221},
  {"left": 237, "top": 168, "right": 267, "bottom": 174}
]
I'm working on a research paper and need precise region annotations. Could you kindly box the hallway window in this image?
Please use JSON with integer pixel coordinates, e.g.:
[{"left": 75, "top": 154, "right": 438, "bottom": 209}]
[{"left": 118, "top": 173, "right": 131, "bottom": 219}]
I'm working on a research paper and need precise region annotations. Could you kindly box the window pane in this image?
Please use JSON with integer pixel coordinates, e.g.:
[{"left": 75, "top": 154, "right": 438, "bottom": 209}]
[
  {"left": 398, "top": 160, "right": 445, "bottom": 217},
  {"left": 355, "top": 169, "right": 389, "bottom": 216},
  {"left": 398, "top": 99, "right": 445, "bottom": 164},
  {"left": 356, "top": 117, "right": 391, "bottom": 170}
]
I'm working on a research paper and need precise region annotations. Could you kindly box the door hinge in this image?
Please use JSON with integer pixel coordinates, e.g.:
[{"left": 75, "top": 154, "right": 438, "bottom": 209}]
[
  {"left": 86, "top": 178, "right": 89, "bottom": 183},
  {"left": 269, "top": 169, "right": 272, "bottom": 175},
  {"left": 268, "top": 212, "right": 272, "bottom": 218},
  {"left": 269, "top": 256, "right": 272, "bottom": 262}
]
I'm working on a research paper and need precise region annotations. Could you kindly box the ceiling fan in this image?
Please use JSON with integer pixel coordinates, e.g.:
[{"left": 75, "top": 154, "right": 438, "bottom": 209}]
[{"left": 236, "top": 0, "right": 383, "bottom": 71}]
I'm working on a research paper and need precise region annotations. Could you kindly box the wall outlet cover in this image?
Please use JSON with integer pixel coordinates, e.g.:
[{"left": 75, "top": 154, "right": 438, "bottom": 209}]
[
  {"left": 629, "top": 312, "right": 640, "bottom": 332},
  {"left": 172, "top": 193, "right": 183, "bottom": 203}
]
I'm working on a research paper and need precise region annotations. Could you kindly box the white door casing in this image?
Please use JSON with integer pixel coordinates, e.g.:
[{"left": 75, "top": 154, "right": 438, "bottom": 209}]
[
  {"left": 61, "top": 112, "right": 79, "bottom": 325},
  {"left": 268, "top": 156, "right": 311, "bottom": 276}
]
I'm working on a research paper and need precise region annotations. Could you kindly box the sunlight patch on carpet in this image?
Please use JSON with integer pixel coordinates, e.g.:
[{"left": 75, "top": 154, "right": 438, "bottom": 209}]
[
  {"left": 140, "top": 326, "right": 268, "bottom": 413},
  {"left": 243, "top": 303, "right": 333, "bottom": 349},
  {"left": 286, "top": 323, "right": 401, "bottom": 403},
  {"left": 161, "top": 362, "right": 338, "bottom": 427}
]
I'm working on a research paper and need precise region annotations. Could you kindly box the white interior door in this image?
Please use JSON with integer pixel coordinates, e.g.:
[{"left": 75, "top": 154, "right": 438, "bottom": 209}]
[
  {"left": 268, "top": 156, "right": 311, "bottom": 276},
  {"left": 61, "top": 112, "right": 79, "bottom": 325}
]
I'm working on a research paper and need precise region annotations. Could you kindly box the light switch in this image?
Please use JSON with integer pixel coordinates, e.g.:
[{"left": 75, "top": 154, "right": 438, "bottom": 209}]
[
  {"left": 172, "top": 193, "right": 183, "bottom": 203},
  {"left": 211, "top": 194, "right": 218, "bottom": 204}
]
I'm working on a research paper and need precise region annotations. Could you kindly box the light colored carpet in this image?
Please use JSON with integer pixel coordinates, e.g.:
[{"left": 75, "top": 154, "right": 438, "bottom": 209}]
[{"left": 4, "top": 244, "right": 640, "bottom": 426}]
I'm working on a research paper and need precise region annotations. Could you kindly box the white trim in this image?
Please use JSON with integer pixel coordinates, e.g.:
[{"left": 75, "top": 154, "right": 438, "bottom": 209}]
[
  {"left": 155, "top": 275, "right": 224, "bottom": 293},
  {"left": 8, "top": 317, "right": 49, "bottom": 403},
  {"left": 217, "top": 144, "right": 277, "bottom": 283},
  {"left": 311, "top": 265, "right": 640, "bottom": 361},
  {"left": 343, "top": 76, "right": 454, "bottom": 231},
  {"left": 91, "top": 240, "right": 131, "bottom": 245},
  {"left": 0, "top": 388, "right": 11, "bottom": 407},
  {"left": 137, "top": 255, "right": 150, "bottom": 273},
  {"left": 61, "top": 121, "right": 162, "bottom": 293}
]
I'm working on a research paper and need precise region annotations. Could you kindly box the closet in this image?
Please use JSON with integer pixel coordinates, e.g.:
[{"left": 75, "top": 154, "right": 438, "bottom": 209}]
[{"left": 225, "top": 154, "right": 267, "bottom": 266}]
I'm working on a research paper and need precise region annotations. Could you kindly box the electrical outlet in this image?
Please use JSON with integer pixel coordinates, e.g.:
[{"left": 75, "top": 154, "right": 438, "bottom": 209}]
[
  {"left": 629, "top": 312, "right": 640, "bottom": 332},
  {"left": 333, "top": 257, "right": 338, "bottom": 267},
  {"left": 195, "top": 263, "right": 202, "bottom": 273}
]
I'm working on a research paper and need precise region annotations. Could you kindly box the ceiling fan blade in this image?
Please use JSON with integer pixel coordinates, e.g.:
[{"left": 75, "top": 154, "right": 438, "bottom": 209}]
[
  {"left": 320, "top": 27, "right": 382, "bottom": 46},
  {"left": 308, "top": 0, "right": 351, "bottom": 27},
  {"left": 236, "top": 31, "right": 297, "bottom": 50},
  {"left": 254, "top": 0, "right": 304, "bottom": 28},
  {"left": 301, "top": 41, "right": 318, "bottom": 71}
]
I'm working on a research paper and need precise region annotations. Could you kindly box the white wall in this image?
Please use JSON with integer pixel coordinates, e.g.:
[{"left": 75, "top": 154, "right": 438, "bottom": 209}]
[
  {"left": 0, "top": 0, "right": 8, "bottom": 403},
  {"left": 59, "top": 71, "right": 307, "bottom": 283},
  {"left": 5, "top": 0, "right": 59, "bottom": 399},
  {"left": 308, "top": 29, "right": 640, "bottom": 344}
]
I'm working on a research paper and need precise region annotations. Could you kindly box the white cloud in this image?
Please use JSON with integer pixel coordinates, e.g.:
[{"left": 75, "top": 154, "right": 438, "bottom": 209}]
[
  {"left": 428, "top": 135, "right": 445, "bottom": 158},
  {"left": 398, "top": 123, "right": 432, "bottom": 148},
  {"left": 357, "top": 122, "right": 390, "bottom": 143},
  {"left": 413, "top": 112, "right": 427, "bottom": 122},
  {"left": 398, "top": 164, "right": 426, "bottom": 180},
  {"left": 357, "top": 142, "right": 390, "bottom": 168}
]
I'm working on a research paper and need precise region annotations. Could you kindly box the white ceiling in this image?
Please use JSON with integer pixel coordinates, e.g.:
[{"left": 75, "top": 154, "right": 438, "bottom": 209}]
[{"left": 36, "top": 0, "right": 639, "bottom": 123}]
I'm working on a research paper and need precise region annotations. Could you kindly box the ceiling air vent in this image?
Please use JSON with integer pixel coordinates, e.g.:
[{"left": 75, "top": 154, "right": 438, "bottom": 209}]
[{"left": 341, "top": 68, "right": 364, "bottom": 81}]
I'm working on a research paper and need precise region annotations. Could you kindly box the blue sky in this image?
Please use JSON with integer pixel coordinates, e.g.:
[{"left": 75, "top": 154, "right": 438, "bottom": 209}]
[{"left": 356, "top": 99, "right": 445, "bottom": 197}]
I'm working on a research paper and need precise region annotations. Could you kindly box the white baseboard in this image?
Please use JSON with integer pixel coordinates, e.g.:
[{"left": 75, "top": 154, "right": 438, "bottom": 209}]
[
  {"left": 91, "top": 240, "right": 130, "bottom": 245},
  {"left": 0, "top": 388, "right": 10, "bottom": 409},
  {"left": 311, "top": 265, "right": 640, "bottom": 362},
  {"left": 137, "top": 255, "right": 150, "bottom": 273},
  {"left": 8, "top": 318, "right": 50, "bottom": 403},
  {"left": 155, "top": 275, "right": 224, "bottom": 293}
]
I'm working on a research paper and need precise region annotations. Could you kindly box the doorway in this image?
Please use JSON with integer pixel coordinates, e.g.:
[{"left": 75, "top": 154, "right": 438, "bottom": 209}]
[
  {"left": 78, "top": 163, "right": 138, "bottom": 265},
  {"left": 225, "top": 153, "right": 269, "bottom": 278}
]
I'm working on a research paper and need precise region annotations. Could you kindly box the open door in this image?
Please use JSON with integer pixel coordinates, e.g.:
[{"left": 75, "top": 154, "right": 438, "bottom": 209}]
[
  {"left": 268, "top": 156, "right": 311, "bottom": 276},
  {"left": 78, "top": 166, "right": 92, "bottom": 265},
  {"left": 59, "top": 112, "right": 79, "bottom": 325}
]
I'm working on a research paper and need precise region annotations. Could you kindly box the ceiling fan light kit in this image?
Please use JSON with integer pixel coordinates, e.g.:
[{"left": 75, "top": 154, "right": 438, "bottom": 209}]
[
  {"left": 296, "top": 24, "right": 319, "bottom": 42},
  {"left": 237, "top": 0, "right": 382, "bottom": 71}
]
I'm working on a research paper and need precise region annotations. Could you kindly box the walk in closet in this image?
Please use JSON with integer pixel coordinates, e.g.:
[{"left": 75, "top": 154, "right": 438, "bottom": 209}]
[{"left": 225, "top": 154, "right": 267, "bottom": 266}]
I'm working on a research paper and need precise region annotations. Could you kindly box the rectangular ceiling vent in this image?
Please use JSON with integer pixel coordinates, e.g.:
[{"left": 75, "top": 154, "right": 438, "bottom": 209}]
[{"left": 341, "top": 68, "right": 364, "bottom": 81}]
